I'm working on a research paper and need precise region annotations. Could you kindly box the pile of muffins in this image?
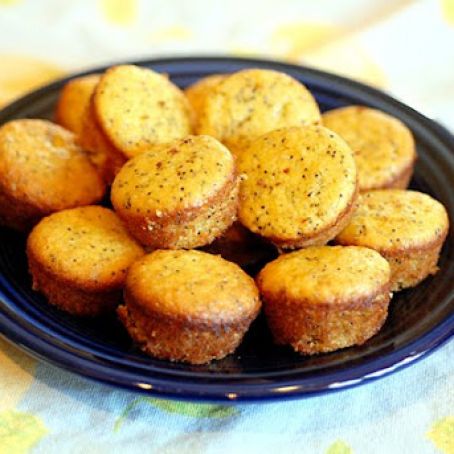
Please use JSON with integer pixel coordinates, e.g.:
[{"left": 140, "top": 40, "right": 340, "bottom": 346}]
[{"left": 0, "top": 64, "right": 449, "bottom": 364}]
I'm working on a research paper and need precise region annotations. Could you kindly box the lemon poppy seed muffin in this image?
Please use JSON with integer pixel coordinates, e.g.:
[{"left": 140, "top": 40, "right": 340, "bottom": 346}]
[
  {"left": 79, "top": 101, "right": 127, "bottom": 184},
  {"left": 322, "top": 106, "right": 416, "bottom": 191},
  {"left": 111, "top": 135, "right": 239, "bottom": 249},
  {"left": 55, "top": 74, "right": 100, "bottom": 136},
  {"left": 196, "top": 68, "right": 321, "bottom": 156},
  {"left": 118, "top": 249, "right": 261, "bottom": 364},
  {"left": 94, "top": 65, "right": 192, "bottom": 159},
  {"left": 0, "top": 119, "right": 105, "bottom": 230},
  {"left": 237, "top": 125, "right": 358, "bottom": 249},
  {"left": 184, "top": 74, "right": 226, "bottom": 128},
  {"left": 27, "top": 206, "right": 145, "bottom": 316},
  {"left": 335, "top": 190, "right": 449, "bottom": 291},
  {"left": 257, "top": 246, "right": 392, "bottom": 354}
]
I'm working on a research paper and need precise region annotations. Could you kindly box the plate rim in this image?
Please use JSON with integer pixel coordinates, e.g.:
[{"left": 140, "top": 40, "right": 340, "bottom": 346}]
[{"left": 0, "top": 55, "right": 453, "bottom": 402}]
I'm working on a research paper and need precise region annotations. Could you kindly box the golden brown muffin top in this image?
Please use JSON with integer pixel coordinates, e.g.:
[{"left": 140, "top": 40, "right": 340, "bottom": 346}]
[
  {"left": 185, "top": 74, "right": 226, "bottom": 127},
  {"left": 336, "top": 190, "right": 449, "bottom": 252},
  {"left": 322, "top": 106, "right": 416, "bottom": 190},
  {"left": 126, "top": 249, "right": 260, "bottom": 322},
  {"left": 237, "top": 125, "right": 357, "bottom": 242},
  {"left": 0, "top": 119, "right": 105, "bottom": 209},
  {"left": 94, "top": 65, "right": 192, "bottom": 158},
  {"left": 27, "top": 206, "right": 144, "bottom": 290},
  {"left": 111, "top": 135, "right": 235, "bottom": 215},
  {"left": 257, "top": 245, "right": 390, "bottom": 305},
  {"left": 55, "top": 74, "right": 100, "bottom": 136},
  {"left": 196, "top": 68, "right": 320, "bottom": 153}
]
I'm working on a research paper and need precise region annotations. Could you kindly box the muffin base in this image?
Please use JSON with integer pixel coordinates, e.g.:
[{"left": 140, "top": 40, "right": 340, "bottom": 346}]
[
  {"left": 380, "top": 160, "right": 414, "bottom": 190},
  {"left": 28, "top": 256, "right": 121, "bottom": 317},
  {"left": 118, "top": 301, "right": 255, "bottom": 364},
  {"left": 263, "top": 289, "right": 391, "bottom": 355},
  {"left": 117, "top": 178, "right": 239, "bottom": 249},
  {"left": 361, "top": 159, "right": 415, "bottom": 192},
  {"left": 384, "top": 241, "right": 444, "bottom": 291}
]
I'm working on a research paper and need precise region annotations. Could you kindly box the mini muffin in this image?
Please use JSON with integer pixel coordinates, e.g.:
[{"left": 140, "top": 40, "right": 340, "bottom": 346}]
[
  {"left": 111, "top": 135, "right": 239, "bottom": 249},
  {"left": 27, "top": 206, "right": 144, "bottom": 316},
  {"left": 93, "top": 65, "right": 192, "bottom": 159},
  {"left": 237, "top": 125, "right": 358, "bottom": 249},
  {"left": 196, "top": 68, "right": 321, "bottom": 156},
  {"left": 257, "top": 245, "right": 392, "bottom": 354},
  {"left": 0, "top": 119, "right": 105, "bottom": 231},
  {"left": 79, "top": 101, "right": 127, "bottom": 184},
  {"left": 322, "top": 106, "right": 416, "bottom": 191},
  {"left": 55, "top": 74, "right": 100, "bottom": 136},
  {"left": 335, "top": 190, "right": 449, "bottom": 291},
  {"left": 118, "top": 249, "right": 261, "bottom": 364},
  {"left": 184, "top": 74, "right": 226, "bottom": 128}
]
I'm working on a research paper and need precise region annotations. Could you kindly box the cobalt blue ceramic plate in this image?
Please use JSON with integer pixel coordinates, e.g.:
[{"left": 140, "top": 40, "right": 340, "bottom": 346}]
[{"left": 0, "top": 57, "right": 453, "bottom": 402}]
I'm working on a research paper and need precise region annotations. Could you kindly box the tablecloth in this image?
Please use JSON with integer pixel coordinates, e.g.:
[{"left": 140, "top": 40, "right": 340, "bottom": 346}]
[{"left": 0, "top": 1, "right": 453, "bottom": 453}]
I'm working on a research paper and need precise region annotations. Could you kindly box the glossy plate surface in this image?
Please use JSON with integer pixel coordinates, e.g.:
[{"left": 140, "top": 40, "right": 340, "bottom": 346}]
[{"left": 0, "top": 57, "right": 453, "bottom": 402}]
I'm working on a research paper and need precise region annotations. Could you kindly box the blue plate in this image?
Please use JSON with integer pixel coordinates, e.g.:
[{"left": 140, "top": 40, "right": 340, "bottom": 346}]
[{"left": 0, "top": 57, "right": 453, "bottom": 402}]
